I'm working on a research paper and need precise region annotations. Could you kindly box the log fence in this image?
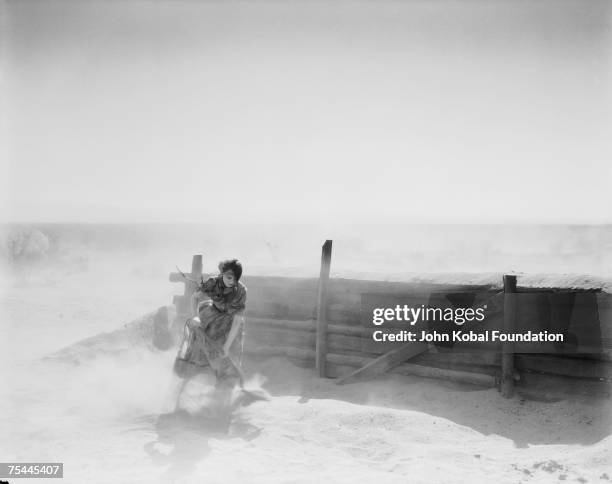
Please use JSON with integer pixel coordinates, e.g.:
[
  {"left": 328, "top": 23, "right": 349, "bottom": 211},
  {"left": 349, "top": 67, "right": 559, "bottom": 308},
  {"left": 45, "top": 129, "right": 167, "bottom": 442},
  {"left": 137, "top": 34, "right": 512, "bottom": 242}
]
[{"left": 168, "top": 250, "right": 611, "bottom": 399}]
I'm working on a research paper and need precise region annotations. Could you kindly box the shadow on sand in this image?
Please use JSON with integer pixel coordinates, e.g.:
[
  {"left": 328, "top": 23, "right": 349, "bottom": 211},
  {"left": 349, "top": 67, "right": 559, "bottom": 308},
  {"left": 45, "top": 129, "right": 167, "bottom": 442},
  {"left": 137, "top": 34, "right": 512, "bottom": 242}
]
[
  {"left": 141, "top": 388, "right": 263, "bottom": 482},
  {"left": 251, "top": 358, "right": 611, "bottom": 449}
]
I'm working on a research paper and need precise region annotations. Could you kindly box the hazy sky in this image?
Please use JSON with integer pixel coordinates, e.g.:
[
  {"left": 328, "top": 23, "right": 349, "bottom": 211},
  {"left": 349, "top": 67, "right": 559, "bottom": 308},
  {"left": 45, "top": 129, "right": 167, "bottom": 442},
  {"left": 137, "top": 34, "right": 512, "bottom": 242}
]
[{"left": 2, "top": 0, "right": 611, "bottom": 224}]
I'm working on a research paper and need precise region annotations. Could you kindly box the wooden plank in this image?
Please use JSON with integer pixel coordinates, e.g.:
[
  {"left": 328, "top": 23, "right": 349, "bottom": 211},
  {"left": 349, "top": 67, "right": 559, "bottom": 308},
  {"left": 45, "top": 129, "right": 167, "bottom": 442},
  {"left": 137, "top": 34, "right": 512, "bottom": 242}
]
[
  {"left": 316, "top": 240, "right": 332, "bottom": 377},
  {"left": 515, "top": 355, "right": 612, "bottom": 380},
  {"left": 501, "top": 274, "right": 517, "bottom": 397},
  {"left": 245, "top": 345, "right": 494, "bottom": 386},
  {"left": 246, "top": 317, "right": 317, "bottom": 332},
  {"left": 186, "top": 255, "right": 202, "bottom": 294},
  {"left": 394, "top": 363, "right": 496, "bottom": 387},
  {"left": 245, "top": 326, "right": 366, "bottom": 354},
  {"left": 241, "top": 275, "right": 318, "bottom": 292},
  {"left": 184, "top": 255, "right": 202, "bottom": 317},
  {"left": 245, "top": 344, "right": 315, "bottom": 361},
  {"left": 408, "top": 361, "right": 500, "bottom": 378},
  {"left": 169, "top": 272, "right": 184, "bottom": 283},
  {"left": 516, "top": 371, "right": 611, "bottom": 398},
  {"left": 328, "top": 278, "right": 499, "bottom": 296},
  {"left": 517, "top": 287, "right": 602, "bottom": 293},
  {"left": 412, "top": 350, "right": 500, "bottom": 367},
  {"left": 336, "top": 342, "right": 428, "bottom": 385},
  {"left": 561, "top": 350, "right": 612, "bottom": 362},
  {"left": 246, "top": 317, "right": 365, "bottom": 336},
  {"left": 327, "top": 306, "right": 362, "bottom": 326},
  {"left": 246, "top": 299, "right": 316, "bottom": 320},
  {"left": 246, "top": 330, "right": 314, "bottom": 350},
  {"left": 326, "top": 362, "right": 496, "bottom": 386}
]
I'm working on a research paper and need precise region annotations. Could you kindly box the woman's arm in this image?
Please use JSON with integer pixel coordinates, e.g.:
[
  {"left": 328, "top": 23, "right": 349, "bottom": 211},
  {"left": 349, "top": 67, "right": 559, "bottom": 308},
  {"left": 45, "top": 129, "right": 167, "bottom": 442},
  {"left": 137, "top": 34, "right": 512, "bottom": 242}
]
[
  {"left": 190, "top": 291, "right": 200, "bottom": 317},
  {"left": 225, "top": 285, "right": 247, "bottom": 315},
  {"left": 199, "top": 276, "right": 217, "bottom": 296},
  {"left": 223, "top": 313, "right": 245, "bottom": 355},
  {"left": 191, "top": 277, "right": 216, "bottom": 316}
]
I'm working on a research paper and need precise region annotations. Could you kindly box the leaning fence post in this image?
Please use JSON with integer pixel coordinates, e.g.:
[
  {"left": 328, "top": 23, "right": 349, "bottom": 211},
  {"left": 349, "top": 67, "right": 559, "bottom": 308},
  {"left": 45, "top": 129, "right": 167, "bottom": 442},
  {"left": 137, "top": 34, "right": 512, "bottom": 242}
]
[
  {"left": 501, "top": 274, "right": 517, "bottom": 398},
  {"left": 316, "top": 240, "right": 333, "bottom": 377}
]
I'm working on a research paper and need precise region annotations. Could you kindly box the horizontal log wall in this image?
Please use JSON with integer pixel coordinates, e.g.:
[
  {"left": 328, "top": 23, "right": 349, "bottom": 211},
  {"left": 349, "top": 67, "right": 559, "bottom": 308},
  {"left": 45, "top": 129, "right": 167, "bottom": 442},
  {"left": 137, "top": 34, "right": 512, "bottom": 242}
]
[
  {"left": 243, "top": 316, "right": 612, "bottom": 382},
  {"left": 171, "top": 273, "right": 612, "bottom": 396}
]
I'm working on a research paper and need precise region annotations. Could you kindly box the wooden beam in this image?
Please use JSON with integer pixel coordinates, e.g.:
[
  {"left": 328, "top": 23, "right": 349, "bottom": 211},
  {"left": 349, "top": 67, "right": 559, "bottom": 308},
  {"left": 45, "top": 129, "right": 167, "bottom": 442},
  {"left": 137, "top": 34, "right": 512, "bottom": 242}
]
[
  {"left": 515, "top": 354, "right": 612, "bottom": 380},
  {"left": 394, "top": 362, "right": 496, "bottom": 387},
  {"left": 244, "top": 345, "right": 495, "bottom": 387},
  {"left": 246, "top": 316, "right": 366, "bottom": 337},
  {"left": 246, "top": 326, "right": 366, "bottom": 355},
  {"left": 501, "top": 274, "right": 517, "bottom": 397},
  {"left": 183, "top": 255, "right": 202, "bottom": 316},
  {"left": 516, "top": 371, "right": 611, "bottom": 399},
  {"left": 316, "top": 240, "right": 332, "bottom": 377},
  {"left": 185, "top": 255, "right": 202, "bottom": 297},
  {"left": 336, "top": 342, "right": 428, "bottom": 385},
  {"left": 169, "top": 272, "right": 184, "bottom": 283}
]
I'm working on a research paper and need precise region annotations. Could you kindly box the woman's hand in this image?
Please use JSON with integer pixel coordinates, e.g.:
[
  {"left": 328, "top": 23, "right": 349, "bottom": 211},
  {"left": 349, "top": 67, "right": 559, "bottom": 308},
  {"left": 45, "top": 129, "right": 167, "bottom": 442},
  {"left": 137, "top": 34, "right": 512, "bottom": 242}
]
[
  {"left": 187, "top": 317, "right": 202, "bottom": 329},
  {"left": 222, "top": 314, "right": 244, "bottom": 356}
]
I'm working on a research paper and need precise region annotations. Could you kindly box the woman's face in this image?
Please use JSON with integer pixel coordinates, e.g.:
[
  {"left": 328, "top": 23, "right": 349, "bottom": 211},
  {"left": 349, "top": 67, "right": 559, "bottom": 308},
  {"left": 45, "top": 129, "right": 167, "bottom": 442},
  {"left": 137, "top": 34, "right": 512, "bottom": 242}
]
[{"left": 222, "top": 270, "right": 236, "bottom": 287}]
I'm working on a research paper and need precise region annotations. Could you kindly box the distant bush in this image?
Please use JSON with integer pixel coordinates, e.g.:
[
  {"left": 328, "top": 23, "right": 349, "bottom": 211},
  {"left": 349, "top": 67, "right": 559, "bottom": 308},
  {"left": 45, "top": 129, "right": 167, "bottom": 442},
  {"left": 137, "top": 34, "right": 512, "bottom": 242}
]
[{"left": 2, "top": 227, "right": 51, "bottom": 262}]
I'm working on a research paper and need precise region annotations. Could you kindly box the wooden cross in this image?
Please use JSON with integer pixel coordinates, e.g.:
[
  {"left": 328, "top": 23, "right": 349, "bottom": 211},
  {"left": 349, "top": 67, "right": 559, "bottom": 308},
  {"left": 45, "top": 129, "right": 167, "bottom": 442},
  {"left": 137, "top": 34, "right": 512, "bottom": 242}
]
[{"left": 169, "top": 254, "right": 203, "bottom": 316}]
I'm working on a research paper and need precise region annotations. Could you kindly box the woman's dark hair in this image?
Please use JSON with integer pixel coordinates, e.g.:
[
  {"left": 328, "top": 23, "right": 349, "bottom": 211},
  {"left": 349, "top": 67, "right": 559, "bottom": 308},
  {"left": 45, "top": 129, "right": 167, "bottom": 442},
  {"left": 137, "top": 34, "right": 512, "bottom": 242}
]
[{"left": 219, "top": 258, "right": 243, "bottom": 281}]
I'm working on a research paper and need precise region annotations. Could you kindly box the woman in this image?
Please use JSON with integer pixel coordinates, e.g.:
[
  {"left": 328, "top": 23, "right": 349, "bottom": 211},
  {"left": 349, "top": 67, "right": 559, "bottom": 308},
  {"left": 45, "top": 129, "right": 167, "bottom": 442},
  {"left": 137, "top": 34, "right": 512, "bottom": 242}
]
[{"left": 175, "top": 258, "right": 247, "bottom": 384}]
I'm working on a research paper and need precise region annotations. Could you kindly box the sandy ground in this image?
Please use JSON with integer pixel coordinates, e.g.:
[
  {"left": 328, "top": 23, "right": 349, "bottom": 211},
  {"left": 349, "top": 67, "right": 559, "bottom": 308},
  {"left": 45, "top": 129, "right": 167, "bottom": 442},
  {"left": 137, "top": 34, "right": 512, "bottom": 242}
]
[
  {"left": 1, "top": 229, "right": 611, "bottom": 483},
  {"left": 2, "top": 347, "right": 611, "bottom": 484}
]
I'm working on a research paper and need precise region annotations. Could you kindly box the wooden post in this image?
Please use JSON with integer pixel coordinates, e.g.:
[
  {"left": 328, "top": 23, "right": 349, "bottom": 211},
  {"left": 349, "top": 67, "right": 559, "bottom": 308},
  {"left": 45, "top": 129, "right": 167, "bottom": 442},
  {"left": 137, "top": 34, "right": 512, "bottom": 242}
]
[
  {"left": 187, "top": 255, "right": 203, "bottom": 316},
  {"left": 336, "top": 342, "right": 428, "bottom": 385},
  {"left": 169, "top": 254, "right": 203, "bottom": 317},
  {"left": 501, "top": 274, "right": 517, "bottom": 398},
  {"left": 316, "top": 240, "right": 333, "bottom": 377}
]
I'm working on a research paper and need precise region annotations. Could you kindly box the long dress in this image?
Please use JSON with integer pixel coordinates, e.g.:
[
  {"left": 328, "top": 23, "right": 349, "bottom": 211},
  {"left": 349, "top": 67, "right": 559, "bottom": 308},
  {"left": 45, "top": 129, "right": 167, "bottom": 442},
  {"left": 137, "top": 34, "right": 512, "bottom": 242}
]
[{"left": 175, "top": 276, "right": 247, "bottom": 382}]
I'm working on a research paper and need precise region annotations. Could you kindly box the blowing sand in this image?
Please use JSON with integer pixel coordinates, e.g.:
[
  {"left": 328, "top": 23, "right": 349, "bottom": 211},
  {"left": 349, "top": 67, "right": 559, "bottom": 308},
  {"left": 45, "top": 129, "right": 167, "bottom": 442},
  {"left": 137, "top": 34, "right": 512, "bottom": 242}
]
[
  {"left": 2, "top": 343, "right": 610, "bottom": 484},
  {"left": 1, "top": 225, "right": 611, "bottom": 483}
]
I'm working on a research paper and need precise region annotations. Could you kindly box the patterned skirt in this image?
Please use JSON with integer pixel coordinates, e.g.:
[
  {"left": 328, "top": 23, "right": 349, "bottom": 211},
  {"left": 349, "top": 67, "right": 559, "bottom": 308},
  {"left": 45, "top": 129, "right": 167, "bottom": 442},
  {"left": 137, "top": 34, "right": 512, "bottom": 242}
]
[{"left": 174, "top": 302, "right": 243, "bottom": 382}]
